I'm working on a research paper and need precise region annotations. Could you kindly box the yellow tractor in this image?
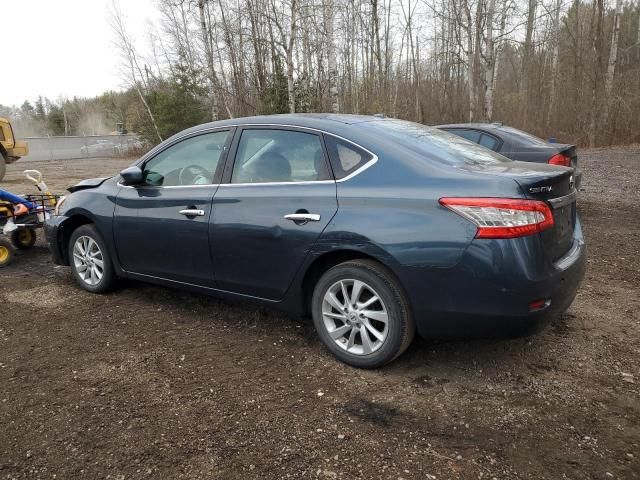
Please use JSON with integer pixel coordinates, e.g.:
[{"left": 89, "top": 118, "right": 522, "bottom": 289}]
[{"left": 0, "top": 118, "right": 28, "bottom": 182}]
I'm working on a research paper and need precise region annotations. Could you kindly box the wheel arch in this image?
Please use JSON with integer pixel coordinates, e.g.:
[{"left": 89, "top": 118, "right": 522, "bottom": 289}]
[
  {"left": 58, "top": 213, "right": 95, "bottom": 264},
  {"left": 300, "top": 249, "right": 406, "bottom": 317}
]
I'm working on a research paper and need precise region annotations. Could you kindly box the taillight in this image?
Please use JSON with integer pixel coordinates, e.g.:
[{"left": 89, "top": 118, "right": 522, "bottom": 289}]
[
  {"left": 548, "top": 153, "right": 570, "bottom": 166},
  {"left": 439, "top": 197, "right": 554, "bottom": 239}
]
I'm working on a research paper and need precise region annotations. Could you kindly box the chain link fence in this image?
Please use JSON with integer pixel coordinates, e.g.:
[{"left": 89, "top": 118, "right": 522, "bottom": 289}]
[{"left": 21, "top": 135, "right": 142, "bottom": 162}]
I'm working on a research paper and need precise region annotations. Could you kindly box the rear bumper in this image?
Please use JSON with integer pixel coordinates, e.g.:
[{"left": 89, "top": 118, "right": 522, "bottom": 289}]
[
  {"left": 404, "top": 217, "right": 587, "bottom": 338},
  {"left": 44, "top": 215, "right": 68, "bottom": 265}
]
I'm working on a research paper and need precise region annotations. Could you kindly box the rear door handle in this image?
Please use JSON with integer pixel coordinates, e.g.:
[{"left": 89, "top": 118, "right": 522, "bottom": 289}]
[
  {"left": 284, "top": 213, "right": 321, "bottom": 222},
  {"left": 179, "top": 209, "right": 205, "bottom": 217}
]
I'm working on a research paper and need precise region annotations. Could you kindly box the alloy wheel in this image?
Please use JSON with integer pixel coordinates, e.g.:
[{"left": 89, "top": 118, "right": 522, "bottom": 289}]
[
  {"left": 72, "top": 236, "right": 105, "bottom": 286},
  {"left": 322, "top": 279, "right": 389, "bottom": 355}
]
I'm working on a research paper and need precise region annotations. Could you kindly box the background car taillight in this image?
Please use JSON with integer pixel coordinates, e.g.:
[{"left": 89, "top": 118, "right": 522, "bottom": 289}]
[
  {"left": 548, "top": 153, "right": 571, "bottom": 166},
  {"left": 439, "top": 197, "right": 554, "bottom": 239}
]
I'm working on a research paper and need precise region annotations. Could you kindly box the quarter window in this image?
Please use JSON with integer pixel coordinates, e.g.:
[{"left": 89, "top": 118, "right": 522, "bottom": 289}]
[
  {"left": 142, "top": 131, "right": 230, "bottom": 186},
  {"left": 479, "top": 133, "right": 499, "bottom": 151},
  {"left": 324, "top": 135, "right": 373, "bottom": 180},
  {"left": 231, "top": 129, "right": 330, "bottom": 183}
]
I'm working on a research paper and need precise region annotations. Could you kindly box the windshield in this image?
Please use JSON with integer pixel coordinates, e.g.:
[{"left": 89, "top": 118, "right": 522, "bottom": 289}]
[{"left": 368, "top": 119, "right": 512, "bottom": 166}]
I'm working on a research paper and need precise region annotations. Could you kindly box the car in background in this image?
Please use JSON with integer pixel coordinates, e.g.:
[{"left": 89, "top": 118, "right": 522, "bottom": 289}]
[
  {"left": 435, "top": 123, "right": 582, "bottom": 190},
  {"left": 80, "top": 140, "right": 117, "bottom": 157},
  {"left": 46, "top": 114, "right": 585, "bottom": 368}
]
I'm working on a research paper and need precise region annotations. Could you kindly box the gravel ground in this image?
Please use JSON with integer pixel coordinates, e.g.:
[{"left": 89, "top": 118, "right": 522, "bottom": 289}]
[{"left": 0, "top": 149, "right": 639, "bottom": 479}]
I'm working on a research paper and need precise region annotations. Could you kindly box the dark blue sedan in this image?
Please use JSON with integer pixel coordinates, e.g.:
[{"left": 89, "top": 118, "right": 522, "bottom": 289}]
[
  {"left": 436, "top": 122, "right": 583, "bottom": 190},
  {"left": 46, "top": 114, "right": 586, "bottom": 368}
]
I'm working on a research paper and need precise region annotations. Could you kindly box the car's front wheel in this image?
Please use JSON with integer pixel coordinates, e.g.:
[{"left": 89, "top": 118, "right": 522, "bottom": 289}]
[
  {"left": 312, "top": 259, "right": 415, "bottom": 368},
  {"left": 68, "top": 224, "right": 116, "bottom": 293}
]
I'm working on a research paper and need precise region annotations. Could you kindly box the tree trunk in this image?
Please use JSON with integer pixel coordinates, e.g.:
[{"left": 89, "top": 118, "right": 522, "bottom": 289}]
[
  {"left": 588, "top": 0, "right": 604, "bottom": 147},
  {"left": 521, "top": 0, "right": 537, "bottom": 127},
  {"left": 546, "top": 0, "right": 561, "bottom": 131},
  {"left": 602, "top": 0, "right": 623, "bottom": 138},
  {"left": 197, "top": 0, "right": 220, "bottom": 121},
  {"left": 483, "top": 0, "right": 496, "bottom": 121},
  {"left": 287, "top": 0, "right": 298, "bottom": 113},
  {"left": 324, "top": 0, "right": 339, "bottom": 112}
]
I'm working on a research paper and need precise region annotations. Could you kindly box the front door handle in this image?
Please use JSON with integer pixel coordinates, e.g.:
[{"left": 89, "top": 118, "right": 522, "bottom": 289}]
[
  {"left": 179, "top": 209, "right": 205, "bottom": 217},
  {"left": 284, "top": 213, "right": 321, "bottom": 222}
]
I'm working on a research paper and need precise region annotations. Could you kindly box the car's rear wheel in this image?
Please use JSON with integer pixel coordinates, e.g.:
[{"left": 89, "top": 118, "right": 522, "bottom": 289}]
[
  {"left": 311, "top": 259, "right": 415, "bottom": 368},
  {"left": 68, "top": 224, "right": 116, "bottom": 293}
]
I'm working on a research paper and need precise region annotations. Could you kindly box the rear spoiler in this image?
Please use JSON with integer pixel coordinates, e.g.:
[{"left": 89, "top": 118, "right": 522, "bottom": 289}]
[{"left": 555, "top": 144, "right": 576, "bottom": 154}]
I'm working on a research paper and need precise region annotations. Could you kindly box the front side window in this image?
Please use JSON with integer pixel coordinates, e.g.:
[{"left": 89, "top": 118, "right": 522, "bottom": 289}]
[
  {"left": 231, "top": 129, "right": 330, "bottom": 183},
  {"left": 324, "top": 135, "right": 373, "bottom": 179},
  {"left": 142, "top": 130, "right": 230, "bottom": 186}
]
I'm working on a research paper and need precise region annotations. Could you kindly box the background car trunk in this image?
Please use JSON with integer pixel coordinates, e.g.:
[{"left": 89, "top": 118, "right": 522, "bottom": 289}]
[{"left": 555, "top": 144, "right": 578, "bottom": 168}]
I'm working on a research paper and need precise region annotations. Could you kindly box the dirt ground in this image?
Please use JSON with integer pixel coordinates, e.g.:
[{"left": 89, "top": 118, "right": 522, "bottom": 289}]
[{"left": 1, "top": 150, "right": 639, "bottom": 480}]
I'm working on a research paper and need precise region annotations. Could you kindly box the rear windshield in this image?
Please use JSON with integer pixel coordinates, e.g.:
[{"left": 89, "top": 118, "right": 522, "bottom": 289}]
[
  {"left": 367, "top": 119, "right": 511, "bottom": 166},
  {"left": 500, "top": 126, "right": 550, "bottom": 146}
]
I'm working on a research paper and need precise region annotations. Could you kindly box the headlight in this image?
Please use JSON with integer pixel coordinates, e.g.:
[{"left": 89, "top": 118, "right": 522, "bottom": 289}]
[{"left": 54, "top": 196, "right": 67, "bottom": 215}]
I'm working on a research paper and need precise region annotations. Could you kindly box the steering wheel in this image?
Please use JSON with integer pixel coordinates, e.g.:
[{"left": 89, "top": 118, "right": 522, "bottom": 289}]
[{"left": 178, "top": 165, "right": 211, "bottom": 185}]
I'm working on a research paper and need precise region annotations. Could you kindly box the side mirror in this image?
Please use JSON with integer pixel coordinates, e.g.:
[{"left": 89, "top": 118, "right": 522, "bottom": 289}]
[{"left": 120, "top": 166, "right": 143, "bottom": 186}]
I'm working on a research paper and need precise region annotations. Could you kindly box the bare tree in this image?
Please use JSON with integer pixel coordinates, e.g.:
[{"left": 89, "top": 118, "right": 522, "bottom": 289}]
[
  {"left": 102, "top": 0, "right": 640, "bottom": 146},
  {"left": 325, "top": 0, "right": 340, "bottom": 112},
  {"left": 109, "top": 0, "right": 162, "bottom": 142},
  {"left": 602, "top": 0, "right": 623, "bottom": 130}
]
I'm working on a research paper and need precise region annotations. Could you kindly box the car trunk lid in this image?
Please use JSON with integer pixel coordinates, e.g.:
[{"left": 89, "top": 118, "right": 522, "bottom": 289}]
[
  {"left": 458, "top": 160, "right": 577, "bottom": 261},
  {"left": 512, "top": 165, "right": 576, "bottom": 261}
]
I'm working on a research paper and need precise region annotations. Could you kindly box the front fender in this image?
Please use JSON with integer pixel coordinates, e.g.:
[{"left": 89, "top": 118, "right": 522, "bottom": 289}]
[{"left": 51, "top": 186, "right": 122, "bottom": 274}]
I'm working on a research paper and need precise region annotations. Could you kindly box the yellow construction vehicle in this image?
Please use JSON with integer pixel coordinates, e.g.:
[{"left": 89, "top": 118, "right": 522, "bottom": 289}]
[{"left": 0, "top": 118, "right": 28, "bottom": 182}]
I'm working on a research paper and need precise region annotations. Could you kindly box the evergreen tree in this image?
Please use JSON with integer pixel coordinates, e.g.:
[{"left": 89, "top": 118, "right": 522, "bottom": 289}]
[
  {"left": 260, "top": 56, "right": 289, "bottom": 115},
  {"left": 145, "top": 60, "right": 208, "bottom": 141}
]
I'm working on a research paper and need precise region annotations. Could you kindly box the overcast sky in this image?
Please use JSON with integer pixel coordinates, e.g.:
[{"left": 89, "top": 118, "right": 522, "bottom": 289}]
[{"left": 2, "top": 0, "right": 157, "bottom": 107}]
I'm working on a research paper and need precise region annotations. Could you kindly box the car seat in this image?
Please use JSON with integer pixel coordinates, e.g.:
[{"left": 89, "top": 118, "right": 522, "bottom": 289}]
[{"left": 253, "top": 152, "right": 291, "bottom": 182}]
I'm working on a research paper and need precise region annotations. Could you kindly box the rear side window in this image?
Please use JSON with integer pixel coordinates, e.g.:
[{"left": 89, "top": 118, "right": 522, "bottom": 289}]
[
  {"left": 479, "top": 133, "right": 499, "bottom": 151},
  {"left": 447, "top": 128, "right": 481, "bottom": 143},
  {"left": 324, "top": 135, "right": 373, "bottom": 179},
  {"left": 231, "top": 129, "right": 330, "bottom": 183}
]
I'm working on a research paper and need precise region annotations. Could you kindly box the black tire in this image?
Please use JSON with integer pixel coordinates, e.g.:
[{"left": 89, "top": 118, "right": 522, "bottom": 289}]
[
  {"left": 0, "top": 237, "right": 15, "bottom": 268},
  {"left": 68, "top": 224, "right": 116, "bottom": 293},
  {"left": 311, "top": 259, "right": 415, "bottom": 368},
  {"left": 0, "top": 155, "right": 6, "bottom": 183},
  {"left": 10, "top": 228, "right": 37, "bottom": 250}
]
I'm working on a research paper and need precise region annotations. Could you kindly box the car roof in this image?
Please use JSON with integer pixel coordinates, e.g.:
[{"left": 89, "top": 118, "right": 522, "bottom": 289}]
[
  {"left": 176, "top": 113, "right": 395, "bottom": 139},
  {"left": 190, "top": 113, "right": 379, "bottom": 129}
]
